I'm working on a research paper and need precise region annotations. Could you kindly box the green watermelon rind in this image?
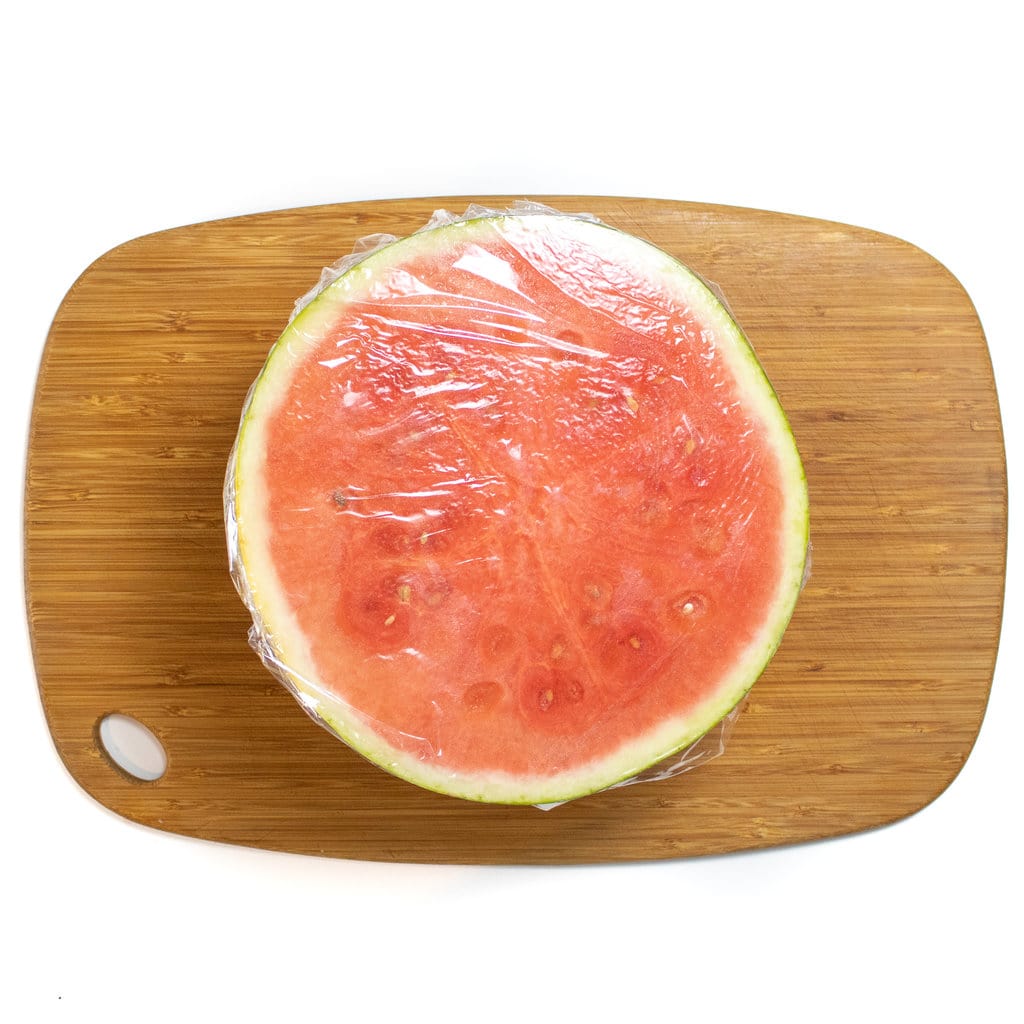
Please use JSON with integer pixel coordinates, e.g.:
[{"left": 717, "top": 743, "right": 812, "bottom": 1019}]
[{"left": 228, "top": 211, "right": 809, "bottom": 806}]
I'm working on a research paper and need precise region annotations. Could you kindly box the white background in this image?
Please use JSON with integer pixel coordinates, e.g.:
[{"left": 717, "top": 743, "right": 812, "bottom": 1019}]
[{"left": 4, "top": 2, "right": 1019, "bottom": 1020}]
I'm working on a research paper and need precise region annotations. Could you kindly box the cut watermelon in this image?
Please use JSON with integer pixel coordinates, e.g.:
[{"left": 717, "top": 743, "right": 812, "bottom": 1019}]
[{"left": 227, "top": 207, "right": 808, "bottom": 805}]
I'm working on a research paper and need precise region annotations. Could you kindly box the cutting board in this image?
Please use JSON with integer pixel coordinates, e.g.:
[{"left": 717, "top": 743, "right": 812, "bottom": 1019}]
[{"left": 25, "top": 196, "right": 1006, "bottom": 864}]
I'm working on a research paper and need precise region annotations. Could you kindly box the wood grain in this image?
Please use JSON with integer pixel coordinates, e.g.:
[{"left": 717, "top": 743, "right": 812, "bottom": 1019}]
[{"left": 25, "top": 196, "right": 1006, "bottom": 863}]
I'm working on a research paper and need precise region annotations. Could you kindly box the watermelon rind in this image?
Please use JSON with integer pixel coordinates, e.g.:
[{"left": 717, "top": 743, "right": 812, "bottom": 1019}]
[{"left": 227, "top": 209, "right": 809, "bottom": 805}]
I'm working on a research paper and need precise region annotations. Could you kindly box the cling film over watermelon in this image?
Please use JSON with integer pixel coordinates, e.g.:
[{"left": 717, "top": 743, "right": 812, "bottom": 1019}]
[{"left": 225, "top": 201, "right": 809, "bottom": 807}]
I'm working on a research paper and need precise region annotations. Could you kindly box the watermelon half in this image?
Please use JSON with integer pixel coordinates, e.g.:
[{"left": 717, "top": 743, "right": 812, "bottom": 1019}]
[{"left": 227, "top": 208, "right": 808, "bottom": 805}]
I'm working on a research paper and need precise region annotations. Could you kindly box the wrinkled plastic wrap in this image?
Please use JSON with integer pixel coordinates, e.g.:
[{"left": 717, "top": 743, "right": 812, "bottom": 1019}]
[{"left": 226, "top": 202, "right": 808, "bottom": 807}]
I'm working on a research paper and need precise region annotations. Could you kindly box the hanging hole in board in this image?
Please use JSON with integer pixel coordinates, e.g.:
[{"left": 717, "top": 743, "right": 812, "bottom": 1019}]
[{"left": 97, "top": 713, "right": 167, "bottom": 781}]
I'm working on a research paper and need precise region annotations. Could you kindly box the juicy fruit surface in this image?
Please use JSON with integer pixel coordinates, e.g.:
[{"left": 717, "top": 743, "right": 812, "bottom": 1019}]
[{"left": 234, "top": 214, "right": 806, "bottom": 801}]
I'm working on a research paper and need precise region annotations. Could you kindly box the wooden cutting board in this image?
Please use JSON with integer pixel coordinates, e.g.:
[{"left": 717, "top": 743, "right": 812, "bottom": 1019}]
[{"left": 25, "top": 196, "right": 1006, "bottom": 864}]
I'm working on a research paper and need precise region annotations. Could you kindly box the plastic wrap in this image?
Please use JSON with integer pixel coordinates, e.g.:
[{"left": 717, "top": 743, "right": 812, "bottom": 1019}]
[{"left": 225, "top": 202, "right": 809, "bottom": 807}]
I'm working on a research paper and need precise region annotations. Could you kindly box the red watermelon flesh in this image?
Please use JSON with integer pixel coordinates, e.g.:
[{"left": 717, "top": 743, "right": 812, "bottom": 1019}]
[{"left": 228, "top": 211, "right": 808, "bottom": 804}]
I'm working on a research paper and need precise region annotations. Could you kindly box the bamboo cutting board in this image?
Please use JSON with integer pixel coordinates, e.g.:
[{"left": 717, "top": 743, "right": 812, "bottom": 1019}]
[{"left": 26, "top": 196, "right": 1005, "bottom": 864}]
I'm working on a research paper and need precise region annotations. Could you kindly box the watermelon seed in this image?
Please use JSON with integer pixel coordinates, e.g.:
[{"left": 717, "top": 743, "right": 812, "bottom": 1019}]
[
  {"left": 383, "top": 614, "right": 397, "bottom": 627},
  {"left": 539, "top": 688, "right": 555, "bottom": 711},
  {"left": 331, "top": 489, "right": 349, "bottom": 509},
  {"left": 625, "top": 394, "right": 640, "bottom": 414},
  {"left": 550, "top": 641, "right": 566, "bottom": 660},
  {"left": 674, "top": 593, "right": 708, "bottom": 619},
  {"left": 628, "top": 634, "right": 642, "bottom": 650},
  {"left": 396, "top": 583, "right": 412, "bottom": 604}
]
